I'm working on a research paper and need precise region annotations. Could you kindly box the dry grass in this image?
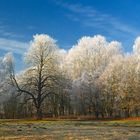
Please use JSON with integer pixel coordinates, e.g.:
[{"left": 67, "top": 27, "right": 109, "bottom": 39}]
[{"left": 0, "top": 118, "right": 140, "bottom": 140}]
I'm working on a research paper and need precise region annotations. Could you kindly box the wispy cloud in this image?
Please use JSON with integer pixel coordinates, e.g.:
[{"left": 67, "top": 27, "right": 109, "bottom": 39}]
[
  {"left": 0, "top": 29, "right": 24, "bottom": 39},
  {"left": 56, "top": 1, "right": 139, "bottom": 38},
  {"left": 0, "top": 19, "right": 24, "bottom": 39},
  {"left": 0, "top": 19, "right": 28, "bottom": 55},
  {"left": 0, "top": 38, "right": 28, "bottom": 55}
]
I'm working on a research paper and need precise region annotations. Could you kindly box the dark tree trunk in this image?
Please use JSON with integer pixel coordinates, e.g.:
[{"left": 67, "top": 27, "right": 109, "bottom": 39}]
[
  {"left": 124, "top": 109, "right": 130, "bottom": 118},
  {"left": 95, "top": 111, "right": 99, "bottom": 118},
  {"left": 36, "top": 107, "right": 42, "bottom": 120}
]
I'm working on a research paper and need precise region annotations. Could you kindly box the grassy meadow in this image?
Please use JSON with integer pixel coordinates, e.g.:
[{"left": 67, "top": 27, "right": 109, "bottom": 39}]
[{"left": 0, "top": 118, "right": 140, "bottom": 140}]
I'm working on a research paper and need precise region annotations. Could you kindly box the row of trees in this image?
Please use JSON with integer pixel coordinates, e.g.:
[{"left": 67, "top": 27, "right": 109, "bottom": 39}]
[{"left": 0, "top": 34, "right": 140, "bottom": 119}]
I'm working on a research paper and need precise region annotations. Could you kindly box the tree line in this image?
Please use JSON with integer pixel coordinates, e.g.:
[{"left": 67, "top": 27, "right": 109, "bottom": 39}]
[{"left": 0, "top": 34, "right": 140, "bottom": 119}]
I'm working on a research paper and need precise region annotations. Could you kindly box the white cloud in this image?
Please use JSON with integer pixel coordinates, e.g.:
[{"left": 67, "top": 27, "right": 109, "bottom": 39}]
[{"left": 0, "top": 38, "right": 28, "bottom": 55}]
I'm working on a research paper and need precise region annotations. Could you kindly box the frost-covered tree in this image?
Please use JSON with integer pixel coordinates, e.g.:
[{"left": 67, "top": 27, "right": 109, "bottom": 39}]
[
  {"left": 0, "top": 53, "right": 15, "bottom": 94},
  {"left": 10, "top": 34, "right": 62, "bottom": 119},
  {"left": 133, "top": 37, "right": 140, "bottom": 55},
  {"left": 0, "top": 53, "right": 16, "bottom": 118},
  {"left": 1, "top": 34, "right": 140, "bottom": 119},
  {"left": 65, "top": 35, "right": 122, "bottom": 117},
  {"left": 99, "top": 53, "right": 140, "bottom": 117}
]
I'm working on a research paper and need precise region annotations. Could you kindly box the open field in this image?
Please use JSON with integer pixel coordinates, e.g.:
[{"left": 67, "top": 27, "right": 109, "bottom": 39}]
[{"left": 0, "top": 118, "right": 140, "bottom": 140}]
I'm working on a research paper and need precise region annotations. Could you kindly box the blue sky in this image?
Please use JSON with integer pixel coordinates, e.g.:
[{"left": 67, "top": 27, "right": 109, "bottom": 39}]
[{"left": 0, "top": 0, "right": 140, "bottom": 71}]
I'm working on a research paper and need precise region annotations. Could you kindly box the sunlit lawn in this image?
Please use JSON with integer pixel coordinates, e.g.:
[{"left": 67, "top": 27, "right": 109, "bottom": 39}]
[{"left": 0, "top": 118, "right": 140, "bottom": 140}]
